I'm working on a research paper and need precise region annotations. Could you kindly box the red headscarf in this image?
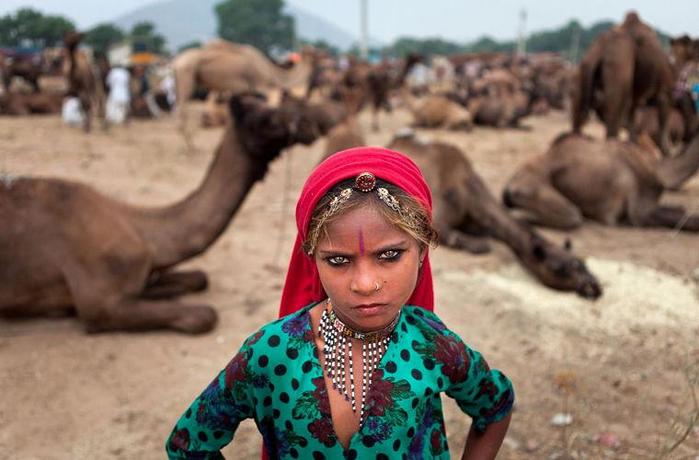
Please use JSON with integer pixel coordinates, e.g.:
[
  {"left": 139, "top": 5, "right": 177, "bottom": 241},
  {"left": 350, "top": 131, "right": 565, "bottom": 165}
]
[{"left": 278, "top": 146, "right": 434, "bottom": 317}]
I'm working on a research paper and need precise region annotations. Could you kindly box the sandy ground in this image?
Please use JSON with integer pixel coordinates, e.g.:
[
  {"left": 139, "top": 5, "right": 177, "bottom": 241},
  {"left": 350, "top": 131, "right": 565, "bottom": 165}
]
[{"left": 1, "top": 104, "right": 698, "bottom": 459}]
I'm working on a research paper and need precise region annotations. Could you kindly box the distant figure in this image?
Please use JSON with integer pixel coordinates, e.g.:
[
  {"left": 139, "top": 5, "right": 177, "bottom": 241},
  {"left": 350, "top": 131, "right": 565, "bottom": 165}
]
[
  {"left": 62, "top": 96, "right": 85, "bottom": 127},
  {"left": 160, "top": 71, "right": 176, "bottom": 109},
  {"left": 105, "top": 66, "right": 131, "bottom": 124}
]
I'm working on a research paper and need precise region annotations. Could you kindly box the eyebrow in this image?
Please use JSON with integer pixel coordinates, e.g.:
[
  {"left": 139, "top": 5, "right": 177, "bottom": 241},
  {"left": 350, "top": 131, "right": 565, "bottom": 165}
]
[{"left": 317, "top": 239, "right": 410, "bottom": 256}]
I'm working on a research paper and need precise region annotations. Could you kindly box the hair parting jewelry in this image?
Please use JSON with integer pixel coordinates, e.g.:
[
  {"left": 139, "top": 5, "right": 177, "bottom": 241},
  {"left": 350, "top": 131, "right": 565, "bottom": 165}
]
[{"left": 305, "top": 172, "right": 430, "bottom": 256}]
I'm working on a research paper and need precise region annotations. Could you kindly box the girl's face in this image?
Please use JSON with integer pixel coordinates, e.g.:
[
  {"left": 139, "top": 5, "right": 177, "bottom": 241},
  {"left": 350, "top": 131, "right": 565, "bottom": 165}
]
[{"left": 314, "top": 203, "right": 424, "bottom": 332}]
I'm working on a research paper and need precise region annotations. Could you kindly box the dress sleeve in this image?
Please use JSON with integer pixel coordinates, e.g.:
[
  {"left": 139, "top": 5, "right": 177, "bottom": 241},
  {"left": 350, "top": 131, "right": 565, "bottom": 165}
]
[
  {"left": 442, "top": 337, "right": 514, "bottom": 432},
  {"left": 165, "top": 336, "right": 258, "bottom": 459}
]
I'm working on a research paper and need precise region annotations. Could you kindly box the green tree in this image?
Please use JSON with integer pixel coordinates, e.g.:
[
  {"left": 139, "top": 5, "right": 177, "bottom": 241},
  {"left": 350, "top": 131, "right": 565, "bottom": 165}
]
[
  {"left": 0, "top": 8, "right": 74, "bottom": 47},
  {"left": 215, "top": 0, "right": 295, "bottom": 53},
  {"left": 129, "top": 21, "right": 166, "bottom": 54},
  {"left": 84, "top": 23, "right": 125, "bottom": 54}
]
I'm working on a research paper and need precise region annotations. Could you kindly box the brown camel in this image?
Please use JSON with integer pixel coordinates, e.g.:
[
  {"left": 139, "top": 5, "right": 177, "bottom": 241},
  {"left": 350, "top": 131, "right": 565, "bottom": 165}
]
[
  {"left": 0, "top": 93, "right": 323, "bottom": 333},
  {"left": 0, "top": 54, "right": 43, "bottom": 93},
  {"left": 279, "top": 89, "right": 349, "bottom": 136},
  {"left": 384, "top": 131, "right": 602, "bottom": 298},
  {"left": 365, "top": 53, "right": 423, "bottom": 131},
  {"left": 634, "top": 106, "right": 686, "bottom": 151},
  {"left": 172, "top": 39, "right": 315, "bottom": 130},
  {"left": 502, "top": 132, "right": 699, "bottom": 231},
  {"left": 0, "top": 91, "right": 63, "bottom": 115},
  {"left": 200, "top": 91, "right": 232, "bottom": 128},
  {"left": 404, "top": 93, "right": 473, "bottom": 131},
  {"left": 321, "top": 116, "right": 366, "bottom": 160},
  {"left": 572, "top": 12, "right": 675, "bottom": 155},
  {"left": 63, "top": 31, "right": 106, "bottom": 132}
]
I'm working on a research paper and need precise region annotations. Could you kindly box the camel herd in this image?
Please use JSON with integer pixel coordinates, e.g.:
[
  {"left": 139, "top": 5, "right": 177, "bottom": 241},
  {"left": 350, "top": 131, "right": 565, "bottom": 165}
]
[{"left": 1, "top": 12, "right": 698, "bottom": 333}]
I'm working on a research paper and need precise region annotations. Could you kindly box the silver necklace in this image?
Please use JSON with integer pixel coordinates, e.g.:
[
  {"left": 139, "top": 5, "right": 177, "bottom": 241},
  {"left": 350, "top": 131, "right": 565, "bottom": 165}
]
[{"left": 318, "top": 299, "right": 399, "bottom": 424}]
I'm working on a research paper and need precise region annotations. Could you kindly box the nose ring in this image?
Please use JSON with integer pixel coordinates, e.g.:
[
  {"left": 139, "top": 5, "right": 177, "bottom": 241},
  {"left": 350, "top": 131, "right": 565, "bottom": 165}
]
[{"left": 374, "top": 281, "right": 382, "bottom": 292}]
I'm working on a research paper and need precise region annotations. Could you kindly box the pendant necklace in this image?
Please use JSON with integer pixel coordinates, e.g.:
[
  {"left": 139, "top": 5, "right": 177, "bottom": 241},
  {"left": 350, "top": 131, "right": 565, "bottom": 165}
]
[{"left": 318, "top": 299, "right": 399, "bottom": 424}]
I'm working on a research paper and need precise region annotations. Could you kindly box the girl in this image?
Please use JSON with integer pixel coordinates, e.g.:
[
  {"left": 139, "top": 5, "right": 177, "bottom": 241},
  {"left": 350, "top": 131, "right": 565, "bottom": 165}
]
[{"left": 166, "top": 146, "right": 514, "bottom": 459}]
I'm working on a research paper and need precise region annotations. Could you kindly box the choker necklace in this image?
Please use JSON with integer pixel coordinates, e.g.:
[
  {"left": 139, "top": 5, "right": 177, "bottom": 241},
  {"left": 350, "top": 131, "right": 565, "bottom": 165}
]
[{"left": 318, "top": 299, "right": 399, "bottom": 424}]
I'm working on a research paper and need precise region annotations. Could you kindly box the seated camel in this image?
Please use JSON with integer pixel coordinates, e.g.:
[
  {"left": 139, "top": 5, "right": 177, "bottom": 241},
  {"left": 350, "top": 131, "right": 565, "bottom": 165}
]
[
  {"left": 0, "top": 92, "right": 323, "bottom": 333},
  {"left": 321, "top": 116, "right": 366, "bottom": 160},
  {"left": 503, "top": 132, "right": 699, "bottom": 230},
  {"left": 0, "top": 91, "right": 63, "bottom": 115},
  {"left": 404, "top": 94, "right": 473, "bottom": 131},
  {"left": 383, "top": 130, "right": 602, "bottom": 299}
]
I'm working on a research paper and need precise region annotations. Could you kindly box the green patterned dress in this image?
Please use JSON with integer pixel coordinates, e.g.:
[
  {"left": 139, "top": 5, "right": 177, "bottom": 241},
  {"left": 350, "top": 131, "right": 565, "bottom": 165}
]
[{"left": 166, "top": 304, "right": 514, "bottom": 459}]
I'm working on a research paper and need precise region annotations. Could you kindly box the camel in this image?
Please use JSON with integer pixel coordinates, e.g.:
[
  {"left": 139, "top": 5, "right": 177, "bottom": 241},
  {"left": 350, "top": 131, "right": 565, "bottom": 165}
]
[
  {"left": 572, "top": 12, "right": 675, "bottom": 155},
  {"left": 502, "top": 132, "right": 699, "bottom": 231},
  {"left": 365, "top": 53, "right": 422, "bottom": 131},
  {"left": 383, "top": 130, "right": 602, "bottom": 298},
  {"left": 0, "top": 92, "right": 323, "bottom": 333},
  {"left": 200, "top": 91, "right": 232, "bottom": 128},
  {"left": 634, "top": 106, "right": 686, "bottom": 151},
  {"left": 63, "top": 31, "right": 106, "bottom": 132},
  {"left": 0, "top": 90, "right": 63, "bottom": 115},
  {"left": 322, "top": 116, "right": 366, "bottom": 160},
  {"left": 279, "top": 89, "right": 349, "bottom": 136},
  {"left": 172, "top": 39, "right": 315, "bottom": 130},
  {"left": 404, "top": 94, "right": 473, "bottom": 131}
]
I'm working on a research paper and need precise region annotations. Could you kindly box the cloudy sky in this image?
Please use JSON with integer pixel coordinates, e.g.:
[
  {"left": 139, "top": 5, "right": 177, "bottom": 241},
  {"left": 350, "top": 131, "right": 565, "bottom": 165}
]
[{"left": 2, "top": 0, "right": 698, "bottom": 42}]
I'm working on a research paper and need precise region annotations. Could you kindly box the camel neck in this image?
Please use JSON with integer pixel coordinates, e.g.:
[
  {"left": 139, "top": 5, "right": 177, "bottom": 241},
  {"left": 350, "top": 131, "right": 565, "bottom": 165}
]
[{"left": 129, "top": 125, "right": 268, "bottom": 269}]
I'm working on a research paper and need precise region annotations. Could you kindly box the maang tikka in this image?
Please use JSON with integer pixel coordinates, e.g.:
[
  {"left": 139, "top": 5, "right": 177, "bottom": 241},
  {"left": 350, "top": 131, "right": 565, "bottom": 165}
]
[
  {"left": 305, "top": 172, "right": 405, "bottom": 256},
  {"left": 319, "top": 298, "right": 399, "bottom": 424}
]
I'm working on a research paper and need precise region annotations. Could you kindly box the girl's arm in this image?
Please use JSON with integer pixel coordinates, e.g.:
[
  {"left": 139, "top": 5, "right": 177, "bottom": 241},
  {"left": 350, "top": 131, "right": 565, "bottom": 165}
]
[
  {"left": 461, "top": 412, "right": 512, "bottom": 460},
  {"left": 166, "top": 346, "right": 256, "bottom": 459}
]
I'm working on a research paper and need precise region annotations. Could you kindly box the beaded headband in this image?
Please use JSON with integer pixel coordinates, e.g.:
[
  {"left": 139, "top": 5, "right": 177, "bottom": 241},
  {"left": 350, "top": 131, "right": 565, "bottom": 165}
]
[{"left": 305, "top": 172, "right": 412, "bottom": 255}]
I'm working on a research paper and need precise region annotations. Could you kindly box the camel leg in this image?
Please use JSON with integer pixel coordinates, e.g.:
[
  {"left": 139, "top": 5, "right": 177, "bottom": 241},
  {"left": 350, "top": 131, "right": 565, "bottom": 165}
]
[
  {"left": 80, "top": 298, "right": 218, "bottom": 334},
  {"left": 502, "top": 182, "right": 583, "bottom": 230},
  {"left": 656, "top": 93, "right": 673, "bottom": 157},
  {"left": 643, "top": 205, "right": 699, "bottom": 232},
  {"left": 142, "top": 270, "right": 209, "bottom": 299},
  {"left": 80, "top": 92, "right": 92, "bottom": 133},
  {"left": 438, "top": 229, "right": 491, "bottom": 254}
]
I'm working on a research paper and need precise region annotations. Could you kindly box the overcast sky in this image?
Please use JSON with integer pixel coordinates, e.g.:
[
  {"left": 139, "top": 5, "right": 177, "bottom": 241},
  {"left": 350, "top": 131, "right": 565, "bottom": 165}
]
[{"left": 2, "top": 0, "right": 698, "bottom": 43}]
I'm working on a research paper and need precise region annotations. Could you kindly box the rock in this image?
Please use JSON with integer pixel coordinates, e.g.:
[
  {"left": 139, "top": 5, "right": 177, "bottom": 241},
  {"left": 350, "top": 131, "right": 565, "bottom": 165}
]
[
  {"left": 550, "top": 413, "right": 573, "bottom": 426},
  {"left": 502, "top": 436, "right": 521, "bottom": 450},
  {"left": 525, "top": 439, "right": 539, "bottom": 452},
  {"left": 595, "top": 432, "right": 621, "bottom": 449}
]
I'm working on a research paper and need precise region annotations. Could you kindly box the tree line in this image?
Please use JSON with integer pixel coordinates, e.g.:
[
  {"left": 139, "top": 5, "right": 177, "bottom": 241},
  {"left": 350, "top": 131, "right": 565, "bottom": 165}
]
[{"left": 0, "top": 2, "right": 674, "bottom": 61}]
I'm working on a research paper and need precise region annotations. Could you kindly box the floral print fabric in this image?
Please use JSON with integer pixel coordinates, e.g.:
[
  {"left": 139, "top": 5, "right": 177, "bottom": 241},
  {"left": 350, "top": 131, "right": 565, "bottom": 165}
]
[{"left": 166, "top": 305, "right": 514, "bottom": 459}]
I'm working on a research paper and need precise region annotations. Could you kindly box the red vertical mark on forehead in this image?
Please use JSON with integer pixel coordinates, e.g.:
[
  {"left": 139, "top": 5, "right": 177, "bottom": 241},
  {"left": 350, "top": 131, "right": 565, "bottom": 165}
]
[{"left": 358, "top": 229, "right": 365, "bottom": 256}]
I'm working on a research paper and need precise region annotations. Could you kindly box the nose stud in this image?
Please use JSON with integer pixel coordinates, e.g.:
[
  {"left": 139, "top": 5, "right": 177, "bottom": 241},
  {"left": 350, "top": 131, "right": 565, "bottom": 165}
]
[{"left": 374, "top": 281, "right": 382, "bottom": 292}]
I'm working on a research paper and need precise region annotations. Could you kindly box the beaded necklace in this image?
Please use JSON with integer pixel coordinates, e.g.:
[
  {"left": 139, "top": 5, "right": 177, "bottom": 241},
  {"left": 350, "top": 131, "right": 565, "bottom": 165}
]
[{"left": 318, "top": 299, "right": 399, "bottom": 424}]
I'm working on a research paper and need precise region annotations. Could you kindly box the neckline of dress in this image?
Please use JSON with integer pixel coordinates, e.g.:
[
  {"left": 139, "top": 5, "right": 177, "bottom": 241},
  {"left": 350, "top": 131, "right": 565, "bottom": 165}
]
[{"left": 301, "top": 304, "right": 403, "bottom": 452}]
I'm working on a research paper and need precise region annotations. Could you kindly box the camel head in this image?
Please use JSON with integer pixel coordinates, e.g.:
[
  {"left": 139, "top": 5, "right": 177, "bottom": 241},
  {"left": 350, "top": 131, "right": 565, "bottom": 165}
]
[
  {"left": 63, "top": 31, "right": 85, "bottom": 49},
  {"left": 229, "top": 92, "right": 321, "bottom": 160},
  {"left": 525, "top": 233, "right": 602, "bottom": 299}
]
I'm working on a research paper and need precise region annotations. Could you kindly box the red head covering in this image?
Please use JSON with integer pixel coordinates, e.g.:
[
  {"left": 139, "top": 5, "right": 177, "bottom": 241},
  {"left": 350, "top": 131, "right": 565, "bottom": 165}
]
[{"left": 278, "top": 146, "right": 434, "bottom": 317}]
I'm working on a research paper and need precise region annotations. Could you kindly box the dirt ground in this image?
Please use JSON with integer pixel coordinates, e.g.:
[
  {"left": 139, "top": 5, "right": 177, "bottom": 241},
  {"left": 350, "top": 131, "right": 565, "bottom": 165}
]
[{"left": 1, "top": 104, "right": 698, "bottom": 459}]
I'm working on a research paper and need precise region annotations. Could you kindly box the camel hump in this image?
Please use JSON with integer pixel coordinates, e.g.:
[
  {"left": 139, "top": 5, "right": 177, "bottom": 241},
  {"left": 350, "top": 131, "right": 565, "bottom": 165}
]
[{"left": 623, "top": 11, "right": 641, "bottom": 25}]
